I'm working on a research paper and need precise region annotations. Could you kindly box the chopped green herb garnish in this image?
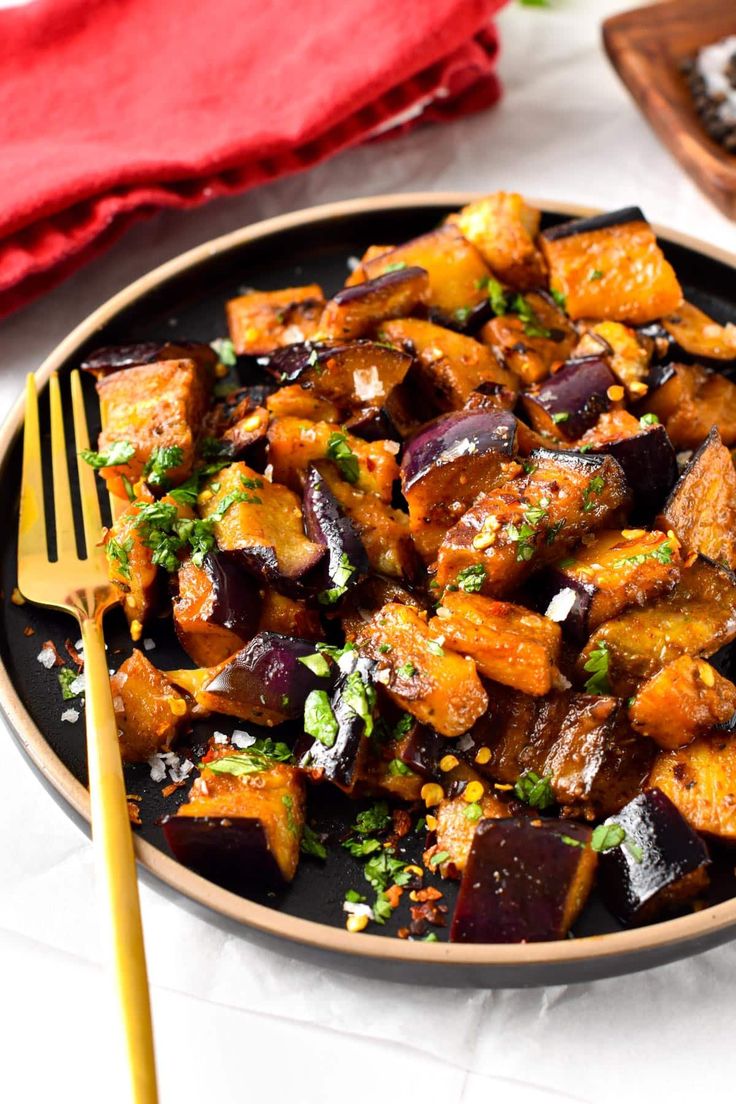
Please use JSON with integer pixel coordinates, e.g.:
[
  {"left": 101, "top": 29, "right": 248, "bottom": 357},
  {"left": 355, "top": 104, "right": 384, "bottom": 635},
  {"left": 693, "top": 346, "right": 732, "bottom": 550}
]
[
  {"left": 298, "top": 653, "right": 332, "bottom": 678},
  {"left": 426, "top": 639, "right": 445, "bottom": 657},
  {"left": 422, "top": 932, "right": 439, "bottom": 942},
  {"left": 318, "top": 553, "right": 356, "bottom": 606},
  {"left": 583, "top": 642, "right": 611, "bottom": 694},
  {"left": 456, "top": 563, "right": 486, "bottom": 593},
  {"left": 282, "top": 794, "right": 298, "bottom": 835},
  {"left": 551, "top": 411, "right": 570, "bottom": 424},
  {"left": 210, "top": 337, "right": 237, "bottom": 366},
  {"left": 614, "top": 540, "right": 674, "bottom": 569},
  {"left": 551, "top": 288, "right": 567, "bottom": 310},
  {"left": 397, "top": 662, "right": 418, "bottom": 679},
  {"left": 121, "top": 474, "right": 135, "bottom": 501},
  {"left": 58, "top": 667, "right": 81, "bottom": 700},
  {"left": 486, "top": 277, "right": 508, "bottom": 316},
  {"left": 143, "top": 445, "right": 184, "bottom": 488},
  {"left": 558, "top": 556, "right": 576, "bottom": 569},
  {"left": 639, "top": 413, "right": 660, "bottom": 427},
  {"left": 80, "top": 440, "right": 135, "bottom": 470},
  {"left": 582, "top": 474, "right": 606, "bottom": 512},
  {"left": 364, "top": 851, "right": 412, "bottom": 895},
  {"left": 345, "top": 889, "right": 367, "bottom": 903},
  {"left": 429, "top": 851, "right": 450, "bottom": 867},
  {"left": 388, "top": 758, "right": 414, "bottom": 777},
  {"left": 588, "top": 268, "right": 604, "bottom": 281},
  {"left": 304, "top": 689, "right": 339, "bottom": 747},
  {"left": 591, "top": 822, "right": 643, "bottom": 862},
  {"left": 301, "top": 825, "right": 327, "bottom": 860},
  {"left": 204, "top": 739, "right": 293, "bottom": 777},
  {"left": 340, "top": 670, "right": 377, "bottom": 737},
  {"left": 353, "top": 802, "right": 391, "bottom": 836},
  {"left": 454, "top": 306, "right": 472, "bottom": 325},
  {"left": 106, "top": 536, "right": 133, "bottom": 579},
  {"left": 343, "top": 837, "right": 382, "bottom": 858},
  {"left": 393, "top": 713, "right": 413, "bottom": 740},
  {"left": 514, "top": 769, "right": 555, "bottom": 810},
  {"left": 378, "top": 643, "right": 392, "bottom": 654},
  {"left": 464, "top": 802, "right": 483, "bottom": 822},
  {"left": 326, "top": 431, "right": 360, "bottom": 484},
  {"left": 511, "top": 293, "right": 552, "bottom": 338},
  {"left": 384, "top": 261, "right": 408, "bottom": 273}
]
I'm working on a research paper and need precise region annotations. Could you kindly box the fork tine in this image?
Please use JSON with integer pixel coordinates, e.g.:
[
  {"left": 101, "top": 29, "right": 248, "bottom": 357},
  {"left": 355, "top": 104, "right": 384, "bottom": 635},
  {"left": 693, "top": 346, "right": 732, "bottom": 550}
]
[
  {"left": 49, "top": 373, "right": 77, "bottom": 560},
  {"left": 71, "top": 371, "right": 104, "bottom": 556},
  {"left": 97, "top": 384, "right": 128, "bottom": 524},
  {"left": 18, "top": 374, "right": 48, "bottom": 575}
]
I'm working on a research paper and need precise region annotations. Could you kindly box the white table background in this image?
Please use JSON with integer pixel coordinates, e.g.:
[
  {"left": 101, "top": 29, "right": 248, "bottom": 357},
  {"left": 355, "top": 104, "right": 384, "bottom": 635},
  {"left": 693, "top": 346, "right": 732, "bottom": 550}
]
[{"left": 2, "top": 2, "right": 735, "bottom": 1101}]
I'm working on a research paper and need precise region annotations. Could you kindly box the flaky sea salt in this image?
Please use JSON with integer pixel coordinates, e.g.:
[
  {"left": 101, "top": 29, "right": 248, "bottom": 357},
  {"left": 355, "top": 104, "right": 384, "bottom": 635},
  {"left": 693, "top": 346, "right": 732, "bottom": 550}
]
[
  {"left": 232, "top": 730, "right": 256, "bottom": 748},
  {"left": 37, "top": 646, "right": 57, "bottom": 669},
  {"left": 61, "top": 709, "right": 80, "bottom": 724},
  {"left": 213, "top": 731, "right": 229, "bottom": 745},
  {"left": 545, "top": 588, "right": 577, "bottom": 624},
  {"left": 143, "top": 638, "right": 156, "bottom": 651}
]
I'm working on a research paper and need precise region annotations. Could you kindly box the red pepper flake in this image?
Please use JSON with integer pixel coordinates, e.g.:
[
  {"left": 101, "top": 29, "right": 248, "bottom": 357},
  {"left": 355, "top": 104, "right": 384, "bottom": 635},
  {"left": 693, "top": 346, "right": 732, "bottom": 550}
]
[
  {"left": 41, "top": 640, "right": 64, "bottom": 666},
  {"left": 65, "top": 638, "right": 84, "bottom": 668},
  {"left": 162, "top": 780, "right": 187, "bottom": 798},
  {"left": 410, "top": 901, "right": 448, "bottom": 927},
  {"left": 23, "top": 626, "right": 35, "bottom": 637},
  {"left": 384, "top": 884, "right": 404, "bottom": 910},
  {"left": 397, "top": 927, "right": 411, "bottom": 940},
  {"left": 127, "top": 801, "right": 142, "bottom": 826},
  {"left": 414, "top": 886, "right": 443, "bottom": 903}
]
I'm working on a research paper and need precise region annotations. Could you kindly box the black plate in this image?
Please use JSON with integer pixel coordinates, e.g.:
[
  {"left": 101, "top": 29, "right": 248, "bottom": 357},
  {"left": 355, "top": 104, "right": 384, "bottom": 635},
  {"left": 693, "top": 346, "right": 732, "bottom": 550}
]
[{"left": 3, "top": 196, "right": 736, "bottom": 987}]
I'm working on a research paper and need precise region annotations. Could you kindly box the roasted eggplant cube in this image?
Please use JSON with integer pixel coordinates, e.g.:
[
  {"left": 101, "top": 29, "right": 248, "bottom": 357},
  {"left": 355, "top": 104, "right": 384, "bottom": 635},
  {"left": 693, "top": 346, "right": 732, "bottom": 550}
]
[
  {"left": 642, "top": 362, "right": 736, "bottom": 449},
  {"left": 82, "top": 341, "right": 217, "bottom": 378},
  {"left": 629, "top": 656, "right": 736, "bottom": 749},
  {"left": 462, "top": 686, "right": 541, "bottom": 784},
  {"left": 657, "top": 428, "right": 736, "bottom": 570},
  {"left": 579, "top": 558, "right": 736, "bottom": 697},
  {"left": 597, "top": 789, "right": 710, "bottom": 926},
  {"left": 164, "top": 758, "right": 305, "bottom": 885},
  {"left": 662, "top": 301, "right": 736, "bottom": 363},
  {"left": 435, "top": 450, "right": 630, "bottom": 597},
  {"left": 539, "top": 208, "right": 682, "bottom": 324},
  {"left": 357, "top": 602, "right": 488, "bottom": 737},
  {"left": 266, "top": 384, "right": 340, "bottom": 423},
  {"left": 257, "top": 589, "right": 323, "bottom": 640},
  {"left": 319, "top": 266, "right": 430, "bottom": 339},
  {"left": 649, "top": 732, "right": 736, "bottom": 841},
  {"left": 226, "top": 284, "right": 325, "bottom": 355},
  {"left": 446, "top": 192, "right": 547, "bottom": 290},
  {"left": 302, "top": 464, "right": 368, "bottom": 603},
  {"left": 267, "top": 417, "right": 399, "bottom": 503},
  {"left": 400, "top": 409, "right": 520, "bottom": 562},
  {"left": 267, "top": 340, "right": 412, "bottom": 410},
  {"left": 362, "top": 225, "right": 491, "bottom": 322},
  {"left": 584, "top": 422, "right": 678, "bottom": 513},
  {"left": 96, "top": 358, "right": 211, "bottom": 500},
  {"left": 182, "top": 632, "right": 334, "bottom": 726},
  {"left": 450, "top": 818, "right": 597, "bottom": 943},
  {"left": 200, "top": 462, "right": 324, "bottom": 584},
  {"left": 111, "top": 649, "right": 189, "bottom": 763},
  {"left": 433, "top": 792, "right": 511, "bottom": 878},
  {"left": 521, "top": 356, "right": 618, "bottom": 440},
  {"left": 436, "top": 591, "right": 562, "bottom": 697},
  {"left": 538, "top": 529, "right": 681, "bottom": 641},
  {"left": 173, "top": 554, "right": 260, "bottom": 667},
  {"left": 379, "top": 318, "right": 518, "bottom": 411},
  {"left": 574, "top": 320, "right": 653, "bottom": 395},
  {"left": 298, "top": 657, "right": 377, "bottom": 793},
  {"left": 344, "top": 405, "right": 401, "bottom": 443},
  {"left": 313, "top": 461, "right": 416, "bottom": 580},
  {"left": 480, "top": 292, "right": 577, "bottom": 386}
]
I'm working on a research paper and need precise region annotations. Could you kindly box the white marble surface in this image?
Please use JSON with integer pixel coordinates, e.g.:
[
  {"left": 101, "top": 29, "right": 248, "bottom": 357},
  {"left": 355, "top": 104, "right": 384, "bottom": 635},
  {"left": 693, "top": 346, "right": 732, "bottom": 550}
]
[{"left": 2, "top": 2, "right": 736, "bottom": 1102}]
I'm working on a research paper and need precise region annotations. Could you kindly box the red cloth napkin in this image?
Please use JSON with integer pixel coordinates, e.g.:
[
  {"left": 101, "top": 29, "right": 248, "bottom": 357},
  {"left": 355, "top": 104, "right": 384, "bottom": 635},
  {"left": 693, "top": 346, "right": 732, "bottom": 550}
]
[{"left": 0, "top": 0, "right": 507, "bottom": 319}]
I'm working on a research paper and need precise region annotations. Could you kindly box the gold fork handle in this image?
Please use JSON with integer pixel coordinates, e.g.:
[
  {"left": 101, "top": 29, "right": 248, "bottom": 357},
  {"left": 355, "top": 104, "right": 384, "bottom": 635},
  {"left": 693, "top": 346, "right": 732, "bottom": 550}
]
[{"left": 81, "top": 616, "right": 159, "bottom": 1104}]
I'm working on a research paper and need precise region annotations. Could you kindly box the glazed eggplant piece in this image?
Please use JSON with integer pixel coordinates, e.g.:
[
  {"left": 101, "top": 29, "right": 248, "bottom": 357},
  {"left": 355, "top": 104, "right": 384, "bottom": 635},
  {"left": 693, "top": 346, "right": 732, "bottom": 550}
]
[
  {"left": 450, "top": 818, "right": 597, "bottom": 943},
  {"left": 266, "top": 341, "right": 412, "bottom": 410},
  {"left": 521, "top": 355, "right": 618, "bottom": 440},
  {"left": 266, "top": 384, "right": 340, "bottom": 423},
  {"left": 344, "top": 405, "right": 401, "bottom": 443},
  {"left": 642, "top": 362, "right": 736, "bottom": 448},
  {"left": 597, "top": 789, "right": 710, "bottom": 926},
  {"left": 168, "top": 633, "right": 335, "bottom": 726},
  {"left": 400, "top": 409, "right": 520, "bottom": 561},
  {"left": 649, "top": 731, "right": 736, "bottom": 840},
  {"left": 579, "top": 557, "right": 736, "bottom": 697},
  {"left": 657, "top": 428, "right": 736, "bottom": 570},
  {"left": 302, "top": 464, "right": 369, "bottom": 604},
  {"left": 540, "top": 207, "right": 683, "bottom": 323},
  {"left": 361, "top": 225, "right": 491, "bottom": 324},
  {"left": 267, "top": 417, "right": 400, "bottom": 503},
  {"left": 435, "top": 449, "right": 630, "bottom": 597},
  {"left": 356, "top": 602, "right": 488, "bottom": 737},
  {"left": 446, "top": 191, "right": 547, "bottom": 290},
  {"left": 629, "top": 656, "right": 736, "bottom": 749},
  {"left": 81, "top": 340, "right": 218, "bottom": 378},
  {"left": 396, "top": 721, "right": 447, "bottom": 779},
  {"left": 480, "top": 291, "right": 577, "bottom": 386},
  {"left": 257, "top": 589, "right": 323, "bottom": 641},
  {"left": 226, "top": 284, "right": 325, "bottom": 355},
  {"left": 201, "top": 462, "right": 325, "bottom": 586},
  {"left": 319, "top": 266, "right": 430, "bottom": 339},
  {"left": 163, "top": 755, "right": 305, "bottom": 886},
  {"left": 581, "top": 417, "right": 678, "bottom": 513},
  {"left": 435, "top": 591, "right": 562, "bottom": 696},
  {"left": 111, "top": 649, "right": 190, "bottom": 763},
  {"left": 538, "top": 529, "right": 681, "bottom": 642},
  {"left": 173, "top": 553, "right": 260, "bottom": 667},
  {"left": 662, "top": 301, "right": 736, "bottom": 364},
  {"left": 298, "top": 655, "right": 378, "bottom": 793},
  {"left": 431, "top": 791, "right": 512, "bottom": 877},
  {"left": 573, "top": 320, "right": 653, "bottom": 396}
]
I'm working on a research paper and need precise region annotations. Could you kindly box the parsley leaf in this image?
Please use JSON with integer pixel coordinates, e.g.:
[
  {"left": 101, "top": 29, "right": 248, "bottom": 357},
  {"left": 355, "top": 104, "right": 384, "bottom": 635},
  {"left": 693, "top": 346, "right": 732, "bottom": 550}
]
[
  {"left": 210, "top": 338, "right": 237, "bottom": 366},
  {"left": 326, "top": 431, "right": 360, "bottom": 483},
  {"left": 58, "top": 667, "right": 81, "bottom": 700},
  {"left": 364, "top": 851, "right": 412, "bottom": 894},
  {"left": 304, "top": 689, "right": 339, "bottom": 747},
  {"left": 204, "top": 739, "right": 293, "bottom": 776},
  {"left": 511, "top": 293, "right": 552, "bottom": 338},
  {"left": 551, "top": 411, "right": 570, "bottom": 424},
  {"left": 298, "top": 653, "right": 332, "bottom": 678},
  {"left": 514, "top": 770, "right": 555, "bottom": 810},
  {"left": 388, "top": 758, "right": 414, "bottom": 777},
  {"left": 143, "top": 445, "right": 184, "bottom": 488},
  {"left": 384, "top": 261, "right": 408, "bottom": 273},
  {"left": 591, "top": 822, "right": 643, "bottom": 862},
  {"left": 486, "top": 277, "right": 508, "bottom": 316},
  {"left": 340, "top": 670, "right": 377, "bottom": 737},
  {"left": 343, "top": 837, "right": 382, "bottom": 858},
  {"left": 582, "top": 474, "right": 606, "bottom": 512},
  {"left": 318, "top": 552, "right": 356, "bottom": 606},
  {"left": 80, "top": 440, "right": 135, "bottom": 469},
  {"left": 583, "top": 642, "right": 611, "bottom": 694},
  {"left": 397, "top": 662, "right": 417, "bottom": 679},
  {"left": 456, "top": 563, "right": 486, "bottom": 593},
  {"left": 551, "top": 288, "right": 567, "bottom": 310},
  {"left": 106, "top": 536, "right": 133, "bottom": 579},
  {"left": 301, "top": 824, "right": 327, "bottom": 860},
  {"left": 639, "top": 413, "right": 660, "bottom": 427},
  {"left": 429, "top": 850, "right": 450, "bottom": 867},
  {"left": 588, "top": 268, "right": 604, "bottom": 281},
  {"left": 353, "top": 802, "right": 391, "bottom": 835}
]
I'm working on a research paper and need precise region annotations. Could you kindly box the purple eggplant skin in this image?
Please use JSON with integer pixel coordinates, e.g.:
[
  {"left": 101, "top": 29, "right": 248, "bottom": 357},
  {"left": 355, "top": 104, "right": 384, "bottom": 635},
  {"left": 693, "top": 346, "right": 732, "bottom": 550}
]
[
  {"left": 522, "top": 356, "right": 617, "bottom": 440},
  {"left": 203, "top": 632, "right": 335, "bottom": 721},
  {"left": 398, "top": 723, "right": 447, "bottom": 779},
  {"left": 298, "top": 655, "right": 378, "bottom": 791},
  {"left": 587, "top": 423, "right": 678, "bottom": 513},
  {"left": 199, "top": 552, "right": 261, "bottom": 640},
  {"left": 429, "top": 297, "right": 492, "bottom": 335},
  {"left": 533, "top": 569, "right": 598, "bottom": 643},
  {"left": 597, "top": 789, "right": 710, "bottom": 927},
  {"left": 80, "top": 341, "right": 218, "bottom": 376},
  {"left": 401, "top": 408, "right": 517, "bottom": 493},
  {"left": 450, "top": 818, "right": 596, "bottom": 944},
  {"left": 218, "top": 536, "right": 325, "bottom": 597},
  {"left": 345, "top": 406, "right": 402, "bottom": 443},
  {"left": 303, "top": 465, "right": 369, "bottom": 599},
  {"left": 162, "top": 816, "right": 285, "bottom": 889},
  {"left": 541, "top": 206, "right": 646, "bottom": 243},
  {"left": 265, "top": 340, "right": 411, "bottom": 387},
  {"left": 330, "top": 265, "right": 428, "bottom": 307}
]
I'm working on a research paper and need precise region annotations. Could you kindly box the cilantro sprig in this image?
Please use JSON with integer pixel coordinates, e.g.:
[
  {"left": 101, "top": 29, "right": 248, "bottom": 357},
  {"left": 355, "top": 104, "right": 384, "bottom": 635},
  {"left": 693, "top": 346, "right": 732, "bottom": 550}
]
[
  {"left": 326, "top": 431, "right": 360, "bottom": 484},
  {"left": 80, "top": 440, "right": 135, "bottom": 470},
  {"left": 583, "top": 642, "right": 611, "bottom": 695}
]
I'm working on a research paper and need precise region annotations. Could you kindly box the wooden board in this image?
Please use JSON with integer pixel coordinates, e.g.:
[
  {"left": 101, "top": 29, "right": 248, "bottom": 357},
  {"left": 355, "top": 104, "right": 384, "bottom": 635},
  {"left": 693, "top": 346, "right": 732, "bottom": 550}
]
[{"left": 603, "top": 0, "right": 736, "bottom": 219}]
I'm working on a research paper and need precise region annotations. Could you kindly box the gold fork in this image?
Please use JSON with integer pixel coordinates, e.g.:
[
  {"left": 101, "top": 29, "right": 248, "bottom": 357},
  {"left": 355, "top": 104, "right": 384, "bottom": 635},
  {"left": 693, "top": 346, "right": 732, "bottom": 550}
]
[{"left": 18, "top": 370, "right": 158, "bottom": 1103}]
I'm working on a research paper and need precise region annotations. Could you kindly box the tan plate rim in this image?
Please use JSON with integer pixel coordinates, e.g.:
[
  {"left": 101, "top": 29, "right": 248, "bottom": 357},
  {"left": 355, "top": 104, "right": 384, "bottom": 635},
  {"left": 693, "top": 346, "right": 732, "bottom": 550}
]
[{"left": 3, "top": 190, "right": 736, "bottom": 970}]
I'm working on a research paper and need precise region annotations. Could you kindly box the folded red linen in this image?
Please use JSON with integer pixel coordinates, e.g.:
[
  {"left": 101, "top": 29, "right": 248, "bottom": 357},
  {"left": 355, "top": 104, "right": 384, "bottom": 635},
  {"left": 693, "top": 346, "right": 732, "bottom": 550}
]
[{"left": 0, "top": 0, "right": 507, "bottom": 318}]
